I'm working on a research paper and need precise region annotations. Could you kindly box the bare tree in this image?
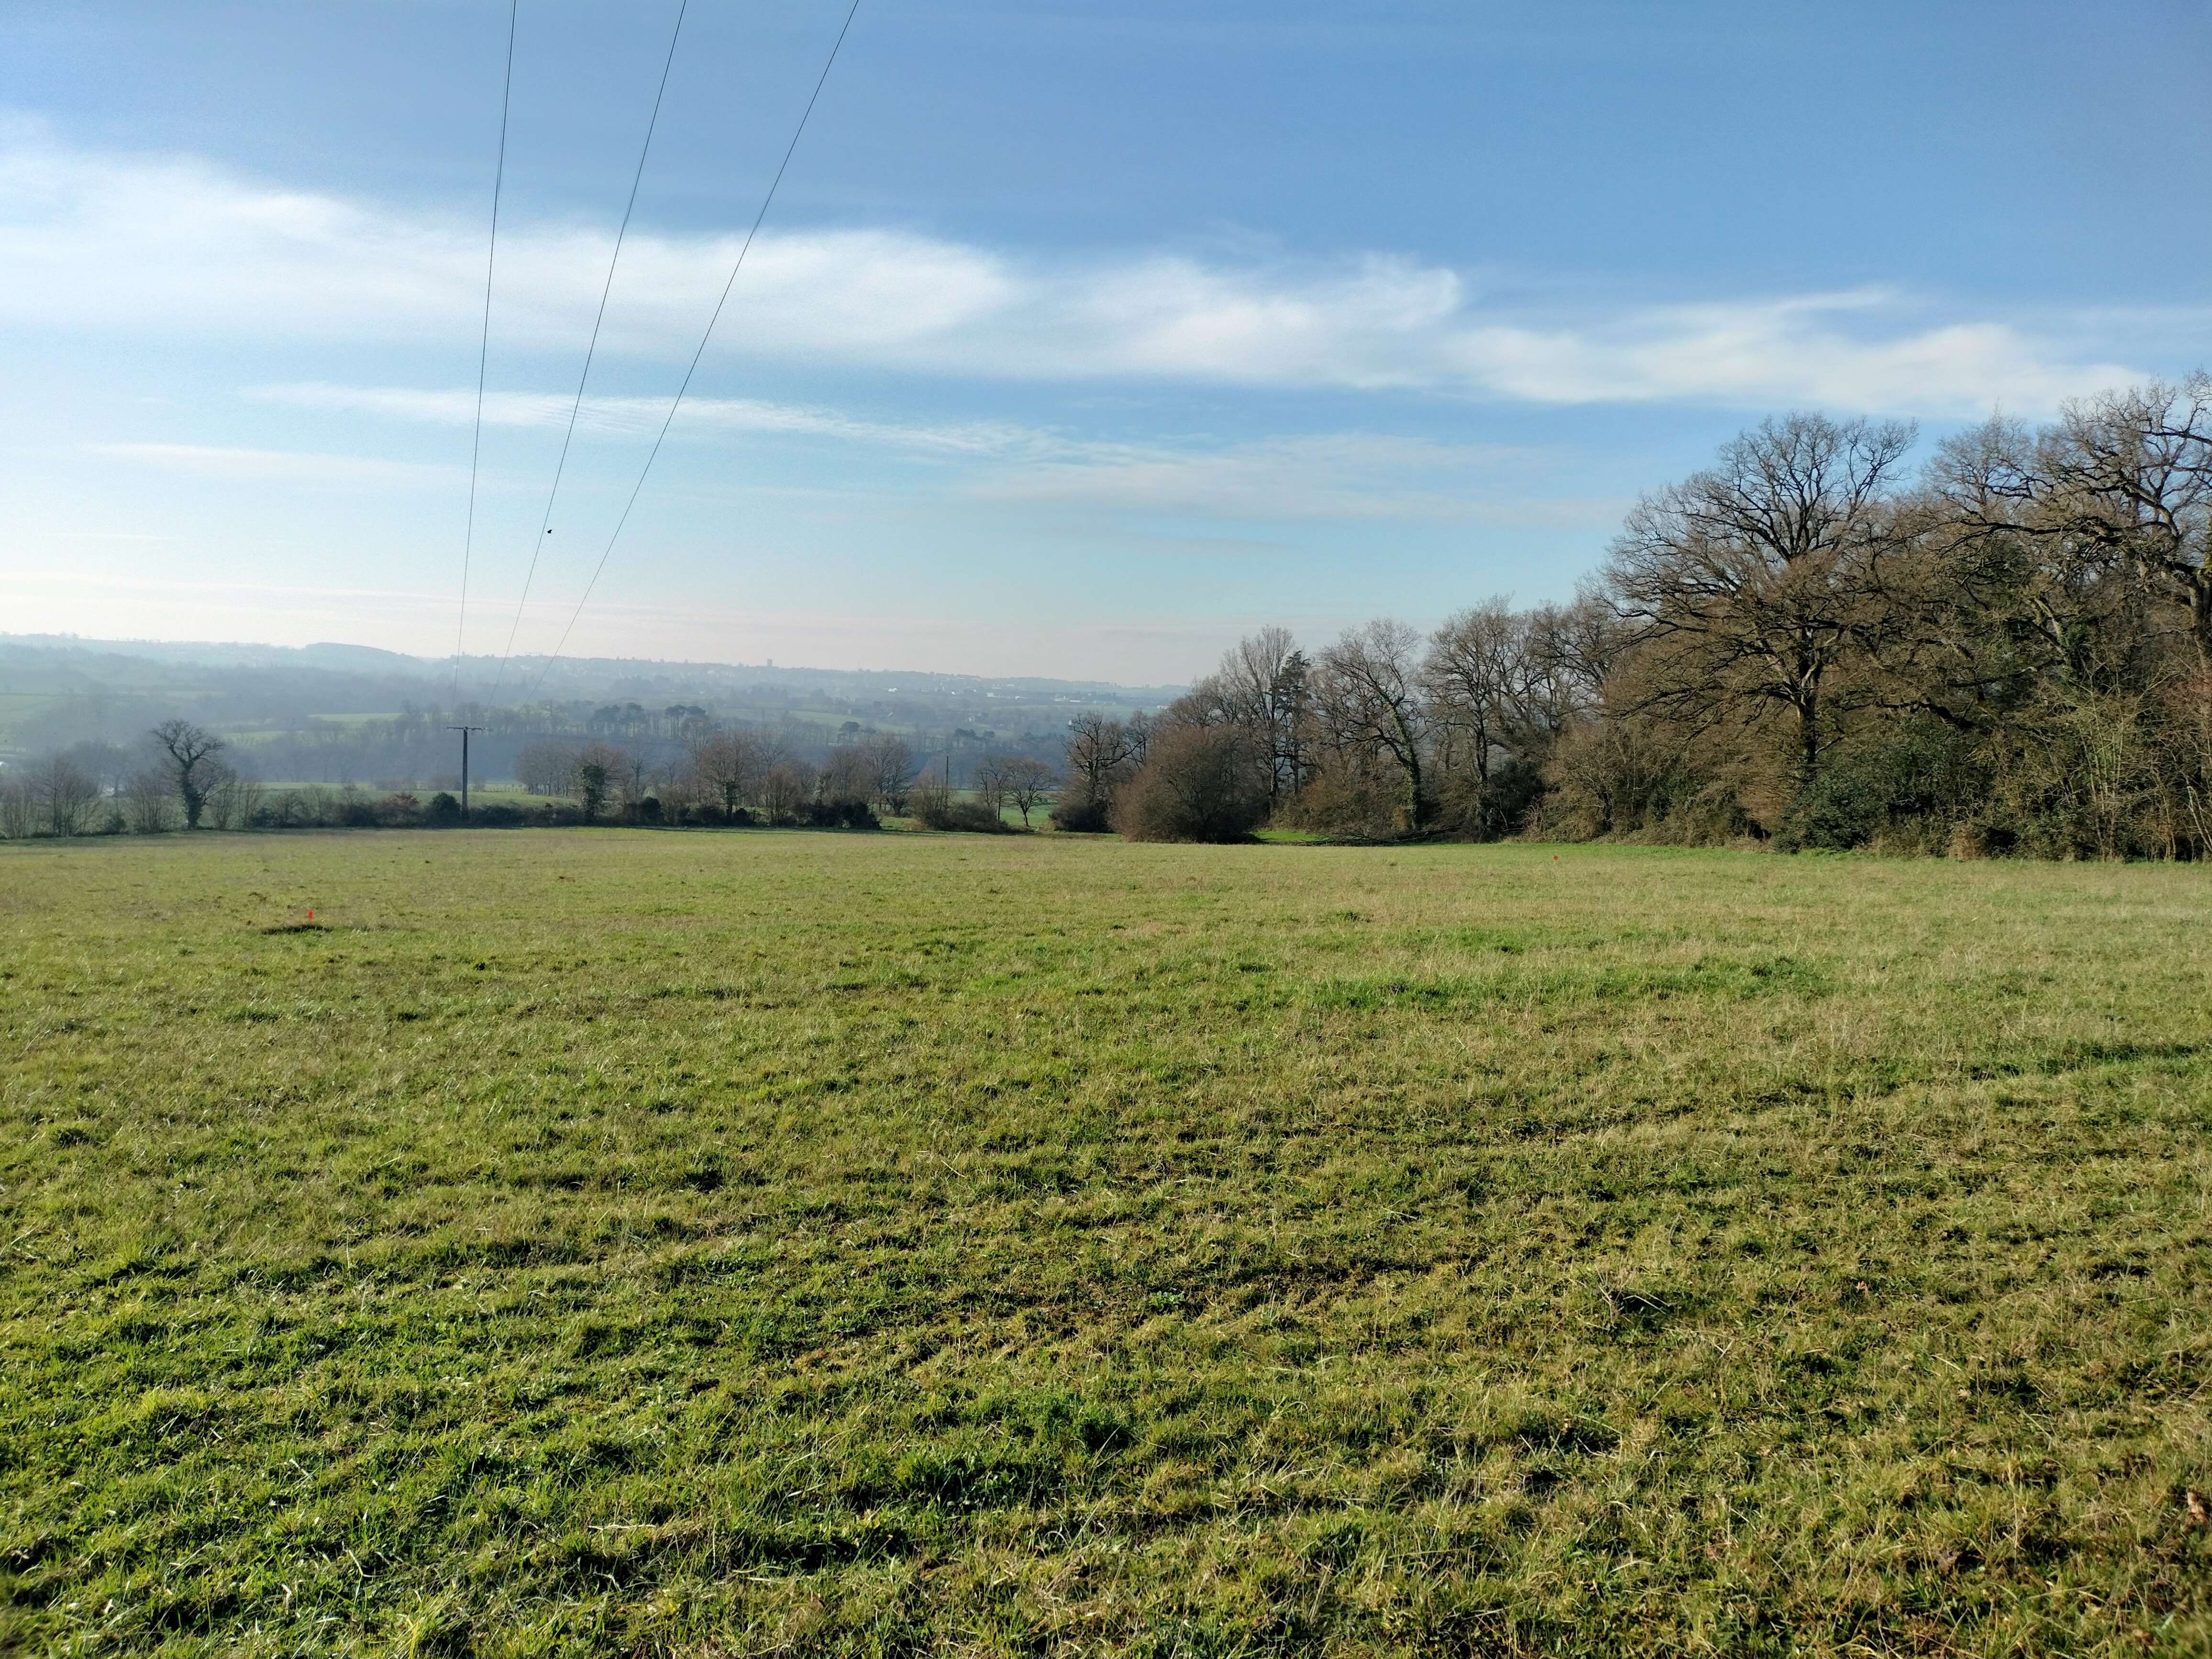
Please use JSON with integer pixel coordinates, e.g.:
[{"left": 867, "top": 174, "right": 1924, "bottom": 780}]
[
  {"left": 125, "top": 768, "right": 177, "bottom": 833},
  {"left": 820, "top": 745, "right": 875, "bottom": 807},
  {"left": 1869, "top": 427, "right": 2101, "bottom": 728},
  {"left": 1316, "top": 619, "right": 1431, "bottom": 831},
  {"left": 1064, "top": 715, "right": 1138, "bottom": 808},
  {"left": 203, "top": 766, "right": 261, "bottom": 830},
  {"left": 1126, "top": 711, "right": 1155, "bottom": 767},
  {"left": 1945, "top": 376, "right": 2212, "bottom": 664},
  {"left": 1425, "top": 600, "right": 1565, "bottom": 837},
  {"left": 1604, "top": 412, "right": 1915, "bottom": 786},
  {"left": 515, "top": 740, "right": 578, "bottom": 797},
  {"left": 859, "top": 733, "right": 916, "bottom": 813},
  {"left": 65, "top": 741, "right": 133, "bottom": 807},
  {"left": 1521, "top": 593, "right": 1620, "bottom": 738},
  {"left": 971, "top": 752, "right": 1013, "bottom": 819},
  {"left": 1168, "top": 672, "right": 1233, "bottom": 729},
  {"left": 689, "top": 730, "right": 774, "bottom": 818},
  {"left": 31, "top": 756, "right": 99, "bottom": 836},
  {"left": 1424, "top": 600, "right": 1528, "bottom": 785},
  {"left": 613, "top": 748, "right": 652, "bottom": 817},
  {"left": 1216, "top": 626, "right": 1314, "bottom": 807},
  {"left": 760, "top": 760, "right": 815, "bottom": 824},
  {"left": 999, "top": 757, "right": 1056, "bottom": 827},
  {"left": 151, "top": 719, "right": 225, "bottom": 829},
  {"left": 0, "top": 773, "right": 31, "bottom": 840}
]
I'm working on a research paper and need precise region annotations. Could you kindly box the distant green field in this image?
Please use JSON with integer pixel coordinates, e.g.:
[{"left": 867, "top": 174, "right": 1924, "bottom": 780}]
[{"left": 1, "top": 831, "right": 2207, "bottom": 1656}]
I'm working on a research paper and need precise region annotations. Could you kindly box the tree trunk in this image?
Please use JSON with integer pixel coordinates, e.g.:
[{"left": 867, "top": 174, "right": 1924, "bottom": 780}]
[{"left": 1393, "top": 709, "right": 1426, "bottom": 831}]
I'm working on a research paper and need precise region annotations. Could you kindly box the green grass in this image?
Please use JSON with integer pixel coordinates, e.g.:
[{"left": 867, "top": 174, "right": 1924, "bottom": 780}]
[{"left": 1, "top": 831, "right": 2208, "bottom": 1656}]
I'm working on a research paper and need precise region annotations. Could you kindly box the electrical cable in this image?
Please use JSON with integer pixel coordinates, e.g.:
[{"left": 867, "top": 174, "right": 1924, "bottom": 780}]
[
  {"left": 527, "top": 0, "right": 863, "bottom": 695},
  {"left": 492, "top": 0, "right": 690, "bottom": 697},
  {"left": 451, "top": 0, "right": 519, "bottom": 707}
]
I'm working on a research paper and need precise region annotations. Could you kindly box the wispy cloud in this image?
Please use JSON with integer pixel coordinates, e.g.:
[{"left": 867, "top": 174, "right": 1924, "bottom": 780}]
[
  {"left": 970, "top": 433, "right": 1623, "bottom": 526},
  {"left": 248, "top": 382, "right": 1046, "bottom": 457},
  {"left": 246, "top": 381, "right": 1604, "bottom": 524},
  {"left": 4, "top": 126, "right": 2186, "bottom": 418},
  {"left": 90, "top": 442, "right": 458, "bottom": 485}
]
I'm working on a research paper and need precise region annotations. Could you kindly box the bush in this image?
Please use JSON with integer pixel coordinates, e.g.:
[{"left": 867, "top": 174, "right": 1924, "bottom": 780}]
[
  {"left": 804, "top": 800, "right": 880, "bottom": 830},
  {"left": 1112, "top": 725, "right": 1267, "bottom": 843},
  {"left": 1543, "top": 716, "right": 1755, "bottom": 843},
  {"left": 913, "top": 792, "right": 1012, "bottom": 833},
  {"left": 1048, "top": 795, "right": 1113, "bottom": 833},
  {"left": 427, "top": 791, "right": 462, "bottom": 824},
  {"left": 1778, "top": 716, "right": 1988, "bottom": 853},
  {"left": 1434, "top": 757, "right": 1547, "bottom": 841},
  {"left": 1284, "top": 753, "right": 1402, "bottom": 839}
]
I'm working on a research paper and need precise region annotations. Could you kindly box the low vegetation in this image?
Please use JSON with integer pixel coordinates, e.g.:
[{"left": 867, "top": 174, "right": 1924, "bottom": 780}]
[{"left": 3, "top": 830, "right": 2207, "bottom": 1654}]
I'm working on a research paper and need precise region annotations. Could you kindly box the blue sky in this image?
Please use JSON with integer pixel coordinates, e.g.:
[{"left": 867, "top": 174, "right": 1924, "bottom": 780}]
[{"left": 5, "top": 0, "right": 2209, "bottom": 682}]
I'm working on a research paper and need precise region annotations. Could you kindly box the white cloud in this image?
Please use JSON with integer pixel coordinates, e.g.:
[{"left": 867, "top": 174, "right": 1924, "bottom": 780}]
[
  {"left": 243, "top": 381, "right": 1607, "bottom": 523},
  {"left": 90, "top": 442, "right": 458, "bottom": 486},
  {"left": 248, "top": 382, "right": 1048, "bottom": 457},
  {"left": 4, "top": 126, "right": 2183, "bottom": 417},
  {"left": 0, "top": 123, "right": 1013, "bottom": 361},
  {"left": 969, "top": 433, "right": 1623, "bottom": 526},
  {"left": 1441, "top": 296, "right": 2145, "bottom": 415}
]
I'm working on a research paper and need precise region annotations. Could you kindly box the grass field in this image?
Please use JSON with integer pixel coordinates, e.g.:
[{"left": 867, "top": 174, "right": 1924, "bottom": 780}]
[{"left": 1, "top": 830, "right": 2208, "bottom": 1656}]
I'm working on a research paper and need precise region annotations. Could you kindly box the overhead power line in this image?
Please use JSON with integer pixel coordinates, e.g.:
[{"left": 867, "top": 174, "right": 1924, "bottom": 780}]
[
  {"left": 493, "top": 0, "right": 691, "bottom": 698},
  {"left": 451, "top": 0, "right": 519, "bottom": 706},
  {"left": 529, "top": 0, "right": 864, "bottom": 695}
]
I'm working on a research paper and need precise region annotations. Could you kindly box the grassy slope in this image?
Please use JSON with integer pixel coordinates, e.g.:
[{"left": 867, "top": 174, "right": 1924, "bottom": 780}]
[{"left": 0, "top": 831, "right": 2207, "bottom": 1657}]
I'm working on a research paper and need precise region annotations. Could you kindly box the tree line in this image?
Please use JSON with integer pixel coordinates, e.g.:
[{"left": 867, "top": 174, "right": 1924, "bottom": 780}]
[
  {"left": 514, "top": 730, "right": 1057, "bottom": 830},
  {"left": 0, "top": 719, "right": 999, "bottom": 837},
  {"left": 1071, "top": 375, "right": 2212, "bottom": 856},
  {"left": 7, "top": 376, "right": 2205, "bottom": 857}
]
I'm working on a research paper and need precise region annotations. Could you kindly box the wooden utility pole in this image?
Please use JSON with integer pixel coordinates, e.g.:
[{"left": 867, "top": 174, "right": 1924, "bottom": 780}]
[{"left": 447, "top": 725, "right": 486, "bottom": 816}]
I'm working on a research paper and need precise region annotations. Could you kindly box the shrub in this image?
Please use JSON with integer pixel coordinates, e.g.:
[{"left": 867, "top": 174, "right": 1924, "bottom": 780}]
[
  {"left": 426, "top": 792, "right": 462, "bottom": 824},
  {"left": 805, "top": 800, "right": 880, "bottom": 830},
  {"left": 1542, "top": 716, "right": 1756, "bottom": 843},
  {"left": 1048, "top": 795, "right": 1113, "bottom": 833},
  {"left": 1777, "top": 716, "right": 1987, "bottom": 853},
  {"left": 1433, "top": 757, "right": 1547, "bottom": 841},
  {"left": 1113, "top": 725, "right": 1267, "bottom": 843},
  {"left": 913, "top": 790, "right": 1012, "bottom": 833},
  {"left": 1285, "top": 752, "right": 1403, "bottom": 839},
  {"left": 574, "top": 761, "right": 610, "bottom": 820},
  {"left": 760, "top": 762, "right": 816, "bottom": 825}
]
